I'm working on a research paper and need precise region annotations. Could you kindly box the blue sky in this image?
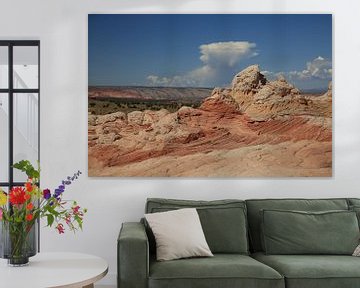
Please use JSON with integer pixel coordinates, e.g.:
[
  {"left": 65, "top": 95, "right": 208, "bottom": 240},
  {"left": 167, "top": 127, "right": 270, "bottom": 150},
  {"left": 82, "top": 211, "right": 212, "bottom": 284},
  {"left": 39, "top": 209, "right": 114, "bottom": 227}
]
[{"left": 89, "top": 14, "right": 332, "bottom": 90}]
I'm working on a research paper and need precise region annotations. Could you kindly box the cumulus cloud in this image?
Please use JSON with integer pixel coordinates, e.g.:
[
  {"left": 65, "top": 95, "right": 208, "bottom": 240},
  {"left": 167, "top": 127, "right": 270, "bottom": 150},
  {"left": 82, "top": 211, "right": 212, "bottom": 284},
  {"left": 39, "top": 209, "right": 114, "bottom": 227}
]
[
  {"left": 289, "top": 56, "right": 332, "bottom": 80},
  {"left": 261, "top": 56, "right": 332, "bottom": 90},
  {"left": 260, "top": 70, "right": 273, "bottom": 77},
  {"left": 146, "top": 41, "right": 258, "bottom": 87},
  {"left": 199, "top": 41, "right": 258, "bottom": 67},
  {"left": 146, "top": 75, "right": 195, "bottom": 87}
]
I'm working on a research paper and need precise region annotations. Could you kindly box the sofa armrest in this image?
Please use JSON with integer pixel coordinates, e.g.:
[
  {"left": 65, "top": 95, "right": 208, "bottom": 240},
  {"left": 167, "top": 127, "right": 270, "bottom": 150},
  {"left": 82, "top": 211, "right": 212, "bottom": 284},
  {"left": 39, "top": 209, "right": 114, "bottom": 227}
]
[{"left": 118, "top": 222, "right": 149, "bottom": 288}]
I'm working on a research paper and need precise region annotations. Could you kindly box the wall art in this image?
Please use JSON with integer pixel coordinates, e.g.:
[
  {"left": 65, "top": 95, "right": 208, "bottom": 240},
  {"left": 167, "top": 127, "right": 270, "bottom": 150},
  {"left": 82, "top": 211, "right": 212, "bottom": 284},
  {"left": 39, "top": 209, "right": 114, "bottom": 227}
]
[{"left": 88, "top": 14, "right": 332, "bottom": 177}]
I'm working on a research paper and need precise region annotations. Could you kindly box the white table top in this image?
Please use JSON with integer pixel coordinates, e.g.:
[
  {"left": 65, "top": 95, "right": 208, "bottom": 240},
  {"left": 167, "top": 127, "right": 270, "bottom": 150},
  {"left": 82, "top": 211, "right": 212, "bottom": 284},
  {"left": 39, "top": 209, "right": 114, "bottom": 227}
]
[{"left": 0, "top": 252, "right": 108, "bottom": 288}]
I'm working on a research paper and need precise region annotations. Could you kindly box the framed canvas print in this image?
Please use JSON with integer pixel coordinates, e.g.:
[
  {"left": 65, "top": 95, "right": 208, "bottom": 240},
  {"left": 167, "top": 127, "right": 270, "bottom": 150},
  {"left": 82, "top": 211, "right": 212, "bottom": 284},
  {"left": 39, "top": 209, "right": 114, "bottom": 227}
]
[{"left": 88, "top": 14, "right": 332, "bottom": 177}]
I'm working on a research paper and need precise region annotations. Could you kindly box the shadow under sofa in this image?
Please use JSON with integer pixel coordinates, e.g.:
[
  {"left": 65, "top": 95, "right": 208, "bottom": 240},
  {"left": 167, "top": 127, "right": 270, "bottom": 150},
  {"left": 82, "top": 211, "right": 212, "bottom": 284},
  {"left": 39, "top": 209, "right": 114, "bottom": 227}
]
[{"left": 118, "top": 198, "right": 360, "bottom": 288}]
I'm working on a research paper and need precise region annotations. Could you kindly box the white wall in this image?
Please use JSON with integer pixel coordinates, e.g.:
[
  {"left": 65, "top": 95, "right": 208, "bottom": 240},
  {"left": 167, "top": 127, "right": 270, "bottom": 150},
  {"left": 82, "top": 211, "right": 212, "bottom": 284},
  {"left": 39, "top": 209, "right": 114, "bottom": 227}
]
[{"left": 1, "top": 0, "right": 360, "bottom": 286}]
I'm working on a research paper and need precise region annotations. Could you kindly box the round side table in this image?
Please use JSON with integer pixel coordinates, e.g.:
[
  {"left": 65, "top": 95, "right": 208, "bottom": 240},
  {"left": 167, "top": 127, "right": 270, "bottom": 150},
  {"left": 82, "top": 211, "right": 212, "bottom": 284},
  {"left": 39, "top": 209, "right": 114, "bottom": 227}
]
[{"left": 0, "top": 252, "right": 108, "bottom": 288}]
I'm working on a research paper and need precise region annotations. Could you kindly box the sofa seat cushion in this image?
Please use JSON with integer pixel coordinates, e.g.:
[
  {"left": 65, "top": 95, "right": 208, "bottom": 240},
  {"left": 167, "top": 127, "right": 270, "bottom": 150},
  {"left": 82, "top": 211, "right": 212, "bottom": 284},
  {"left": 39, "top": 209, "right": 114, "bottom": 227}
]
[
  {"left": 253, "top": 252, "right": 360, "bottom": 288},
  {"left": 149, "top": 254, "right": 284, "bottom": 288}
]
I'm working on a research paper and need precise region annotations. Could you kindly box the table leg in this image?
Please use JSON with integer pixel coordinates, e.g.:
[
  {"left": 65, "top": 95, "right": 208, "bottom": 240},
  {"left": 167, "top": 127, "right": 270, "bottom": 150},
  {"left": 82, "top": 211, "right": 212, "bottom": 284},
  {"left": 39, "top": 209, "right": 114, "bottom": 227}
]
[{"left": 82, "top": 284, "right": 94, "bottom": 288}]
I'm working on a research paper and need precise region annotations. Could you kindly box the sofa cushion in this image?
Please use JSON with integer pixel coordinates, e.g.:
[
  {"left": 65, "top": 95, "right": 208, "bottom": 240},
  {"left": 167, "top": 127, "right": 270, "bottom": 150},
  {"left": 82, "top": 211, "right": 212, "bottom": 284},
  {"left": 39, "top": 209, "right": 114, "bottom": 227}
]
[
  {"left": 145, "top": 208, "right": 213, "bottom": 261},
  {"left": 349, "top": 205, "right": 360, "bottom": 228},
  {"left": 146, "top": 198, "right": 248, "bottom": 254},
  {"left": 252, "top": 252, "right": 360, "bottom": 288},
  {"left": 261, "top": 209, "right": 359, "bottom": 255},
  {"left": 149, "top": 254, "right": 284, "bottom": 288},
  {"left": 346, "top": 199, "right": 360, "bottom": 229},
  {"left": 246, "top": 198, "right": 349, "bottom": 252},
  {"left": 347, "top": 198, "right": 360, "bottom": 207}
]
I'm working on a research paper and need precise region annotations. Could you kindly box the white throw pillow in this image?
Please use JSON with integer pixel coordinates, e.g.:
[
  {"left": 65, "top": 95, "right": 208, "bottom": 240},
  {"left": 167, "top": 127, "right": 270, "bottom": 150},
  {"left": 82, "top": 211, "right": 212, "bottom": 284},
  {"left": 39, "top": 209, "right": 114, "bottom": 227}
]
[
  {"left": 353, "top": 244, "right": 360, "bottom": 256},
  {"left": 145, "top": 208, "right": 213, "bottom": 261}
]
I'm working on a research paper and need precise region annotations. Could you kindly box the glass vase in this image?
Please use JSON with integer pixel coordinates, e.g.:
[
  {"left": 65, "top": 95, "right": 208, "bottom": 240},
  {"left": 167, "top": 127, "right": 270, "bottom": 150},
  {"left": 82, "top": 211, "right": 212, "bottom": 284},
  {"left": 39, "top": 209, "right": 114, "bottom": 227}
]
[{"left": 0, "top": 220, "right": 37, "bottom": 266}]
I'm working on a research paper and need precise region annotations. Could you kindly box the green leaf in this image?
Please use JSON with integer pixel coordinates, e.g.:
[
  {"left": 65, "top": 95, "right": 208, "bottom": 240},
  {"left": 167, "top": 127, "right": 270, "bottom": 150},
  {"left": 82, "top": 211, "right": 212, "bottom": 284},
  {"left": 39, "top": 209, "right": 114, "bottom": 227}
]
[
  {"left": 12, "top": 160, "right": 40, "bottom": 180},
  {"left": 75, "top": 216, "right": 83, "bottom": 230},
  {"left": 47, "top": 214, "right": 54, "bottom": 227}
]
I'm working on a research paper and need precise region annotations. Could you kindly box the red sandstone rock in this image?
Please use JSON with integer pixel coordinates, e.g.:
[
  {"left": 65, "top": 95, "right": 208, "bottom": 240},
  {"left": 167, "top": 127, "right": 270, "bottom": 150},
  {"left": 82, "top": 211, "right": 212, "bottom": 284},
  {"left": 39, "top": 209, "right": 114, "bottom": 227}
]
[{"left": 88, "top": 65, "right": 332, "bottom": 177}]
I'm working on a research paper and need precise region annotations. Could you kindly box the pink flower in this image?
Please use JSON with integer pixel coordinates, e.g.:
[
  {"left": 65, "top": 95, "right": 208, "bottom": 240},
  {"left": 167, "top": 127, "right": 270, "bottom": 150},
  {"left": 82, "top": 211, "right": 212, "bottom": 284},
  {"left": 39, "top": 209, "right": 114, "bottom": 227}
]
[
  {"left": 72, "top": 205, "right": 80, "bottom": 215},
  {"left": 65, "top": 214, "right": 71, "bottom": 225},
  {"left": 56, "top": 223, "right": 65, "bottom": 234},
  {"left": 0, "top": 208, "right": 3, "bottom": 220}
]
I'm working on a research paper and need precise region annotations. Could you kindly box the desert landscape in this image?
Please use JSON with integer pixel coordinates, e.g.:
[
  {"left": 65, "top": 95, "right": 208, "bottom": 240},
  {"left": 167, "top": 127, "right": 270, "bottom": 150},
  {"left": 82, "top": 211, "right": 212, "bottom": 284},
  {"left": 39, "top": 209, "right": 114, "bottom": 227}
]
[
  {"left": 88, "top": 86, "right": 212, "bottom": 115},
  {"left": 88, "top": 65, "right": 332, "bottom": 177}
]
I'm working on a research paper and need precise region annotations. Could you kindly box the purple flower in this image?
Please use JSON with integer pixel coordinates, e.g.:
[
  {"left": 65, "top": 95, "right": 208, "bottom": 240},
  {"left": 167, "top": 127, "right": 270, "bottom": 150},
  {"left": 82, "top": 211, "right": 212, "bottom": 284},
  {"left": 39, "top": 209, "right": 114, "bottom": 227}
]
[
  {"left": 54, "top": 171, "right": 82, "bottom": 199},
  {"left": 43, "top": 189, "right": 51, "bottom": 200},
  {"left": 54, "top": 189, "right": 63, "bottom": 198}
]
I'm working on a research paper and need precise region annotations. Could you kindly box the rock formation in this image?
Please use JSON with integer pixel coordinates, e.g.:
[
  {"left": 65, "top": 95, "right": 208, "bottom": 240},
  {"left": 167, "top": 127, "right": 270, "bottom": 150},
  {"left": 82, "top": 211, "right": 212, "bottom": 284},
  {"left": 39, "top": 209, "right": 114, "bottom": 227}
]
[{"left": 88, "top": 65, "right": 332, "bottom": 177}]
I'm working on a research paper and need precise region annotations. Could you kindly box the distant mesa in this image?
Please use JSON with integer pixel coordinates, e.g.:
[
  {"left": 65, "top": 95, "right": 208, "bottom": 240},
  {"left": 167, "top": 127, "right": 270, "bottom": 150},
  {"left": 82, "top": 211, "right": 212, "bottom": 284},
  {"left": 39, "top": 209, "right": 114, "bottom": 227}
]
[{"left": 88, "top": 86, "right": 213, "bottom": 102}]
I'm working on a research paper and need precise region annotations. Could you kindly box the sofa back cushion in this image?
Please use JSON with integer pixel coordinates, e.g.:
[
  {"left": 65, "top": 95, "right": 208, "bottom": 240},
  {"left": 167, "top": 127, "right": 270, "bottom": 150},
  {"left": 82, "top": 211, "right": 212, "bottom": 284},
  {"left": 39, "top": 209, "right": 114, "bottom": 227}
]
[
  {"left": 347, "top": 199, "right": 360, "bottom": 228},
  {"left": 348, "top": 198, "right": 360, "bottom": 207},
  {"left": 261, "top": 209, "right": 359, "bottom": 255},
  {"left": 246, "top": 198, "right": 349, "bottom": 252},
  {"left": 145, "top": 198, "right": 249, "bottom": 254}
]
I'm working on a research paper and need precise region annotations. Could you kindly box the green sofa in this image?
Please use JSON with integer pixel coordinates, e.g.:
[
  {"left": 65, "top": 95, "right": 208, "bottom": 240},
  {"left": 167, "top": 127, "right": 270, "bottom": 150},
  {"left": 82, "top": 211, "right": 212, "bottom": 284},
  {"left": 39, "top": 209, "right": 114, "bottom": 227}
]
[{"left": 118, "top": 198, "right": 360, "bottom": 288}]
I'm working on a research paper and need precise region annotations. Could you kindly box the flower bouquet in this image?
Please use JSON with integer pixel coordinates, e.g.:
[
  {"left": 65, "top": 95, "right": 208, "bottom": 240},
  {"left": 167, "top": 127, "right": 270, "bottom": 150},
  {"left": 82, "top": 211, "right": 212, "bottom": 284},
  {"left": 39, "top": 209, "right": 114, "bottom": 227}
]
[{"left": 0, "top": 160, "right": 87, "bottom": 266}]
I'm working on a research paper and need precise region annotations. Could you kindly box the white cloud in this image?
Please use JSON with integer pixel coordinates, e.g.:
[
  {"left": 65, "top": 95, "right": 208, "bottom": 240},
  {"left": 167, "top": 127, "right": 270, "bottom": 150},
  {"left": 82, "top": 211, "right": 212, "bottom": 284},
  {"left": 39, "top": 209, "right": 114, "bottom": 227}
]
[
  {"left": 146, "top": 41, "right": 258, "bottom": 87},
  {"left": 261, "top": 56, "right": 332, "bottom": 90},
  {"left": 199, "top": 41, "right": 258, "bottom": 67},
  {"left": 146, "top": 74, "right": 199, "bottom": 87},
  {"left": 288, "top": 56, "right": 332, "bottom": 80},
  {"left": 260, "top": 70, "right": 273, "bottom": 77}
]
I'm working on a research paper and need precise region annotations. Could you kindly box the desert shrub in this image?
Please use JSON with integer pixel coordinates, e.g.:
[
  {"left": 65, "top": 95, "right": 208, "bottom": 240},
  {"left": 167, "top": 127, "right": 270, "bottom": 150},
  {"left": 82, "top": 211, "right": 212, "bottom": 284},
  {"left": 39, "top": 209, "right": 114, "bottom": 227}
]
[{"left": 88, "top": 98, "right": 202, "bottom": 115}]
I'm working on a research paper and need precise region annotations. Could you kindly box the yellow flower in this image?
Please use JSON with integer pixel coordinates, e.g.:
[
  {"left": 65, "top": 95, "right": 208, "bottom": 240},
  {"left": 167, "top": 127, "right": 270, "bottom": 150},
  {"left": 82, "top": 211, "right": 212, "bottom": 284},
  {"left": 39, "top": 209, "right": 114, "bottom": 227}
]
[{"left": 0, "top": 190, "right": 7, "bottom": 206}]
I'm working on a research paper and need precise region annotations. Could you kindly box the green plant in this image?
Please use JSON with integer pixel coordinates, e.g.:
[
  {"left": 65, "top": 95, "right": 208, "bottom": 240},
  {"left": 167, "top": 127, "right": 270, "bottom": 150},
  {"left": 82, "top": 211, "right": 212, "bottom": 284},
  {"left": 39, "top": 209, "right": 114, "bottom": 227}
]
[{"left": 0, "top": 160, "right": 87, "bottom": 235}]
